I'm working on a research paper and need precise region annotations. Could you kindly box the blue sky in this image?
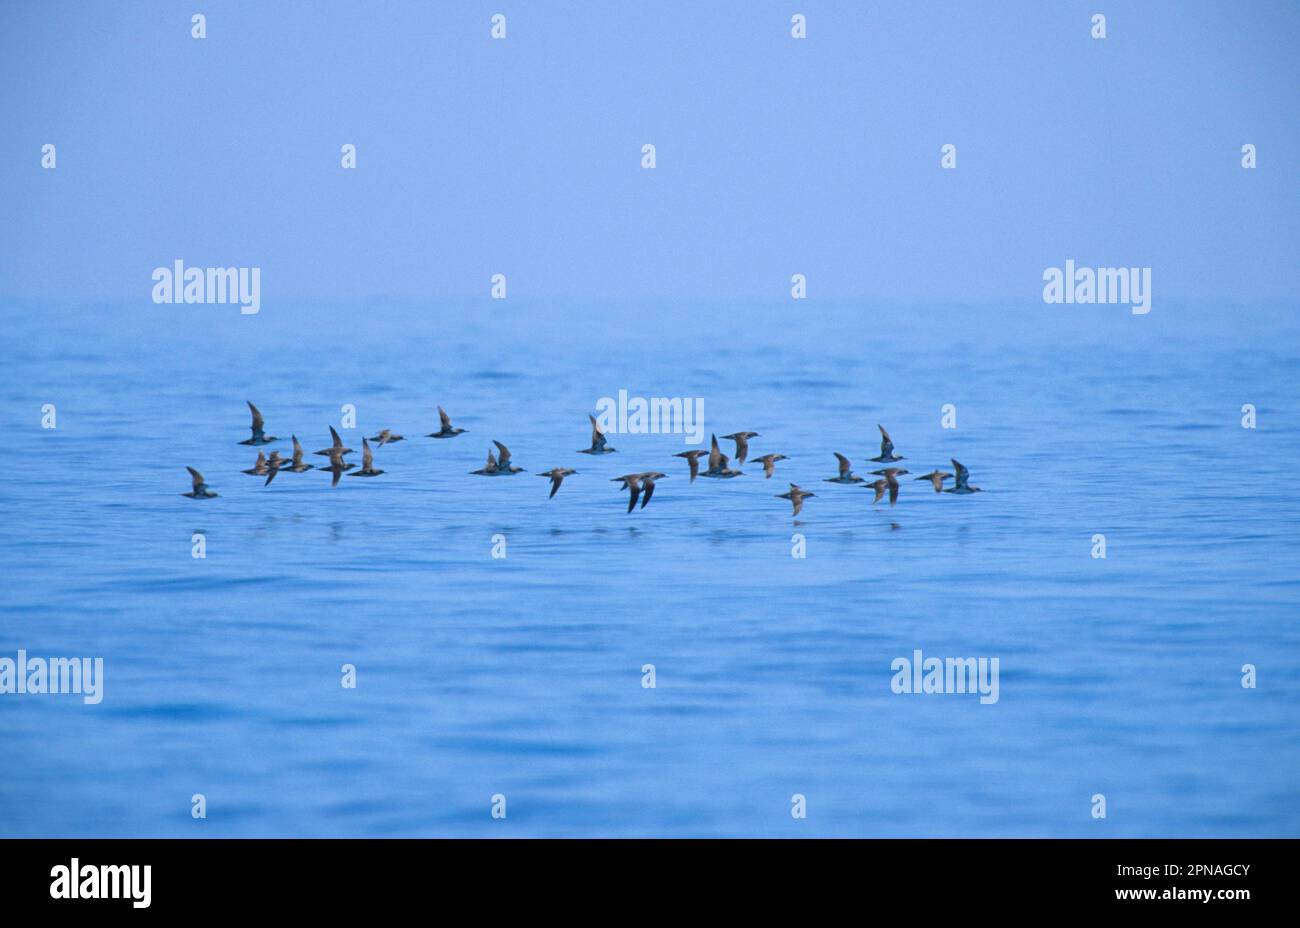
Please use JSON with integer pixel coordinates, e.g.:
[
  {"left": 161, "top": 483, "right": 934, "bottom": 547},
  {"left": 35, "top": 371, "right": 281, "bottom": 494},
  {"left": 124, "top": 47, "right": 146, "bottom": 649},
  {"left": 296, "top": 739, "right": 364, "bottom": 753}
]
[{"left": 1, "top": 0, "right": 1296, "bottom": 304}]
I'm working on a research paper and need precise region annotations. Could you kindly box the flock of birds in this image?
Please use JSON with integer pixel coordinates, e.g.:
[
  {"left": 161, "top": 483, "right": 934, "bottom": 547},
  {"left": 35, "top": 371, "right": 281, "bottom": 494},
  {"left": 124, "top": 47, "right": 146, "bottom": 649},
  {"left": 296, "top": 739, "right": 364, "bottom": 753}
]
[{"left": 183, "top": 402, "right": 983, "bottom": 518}]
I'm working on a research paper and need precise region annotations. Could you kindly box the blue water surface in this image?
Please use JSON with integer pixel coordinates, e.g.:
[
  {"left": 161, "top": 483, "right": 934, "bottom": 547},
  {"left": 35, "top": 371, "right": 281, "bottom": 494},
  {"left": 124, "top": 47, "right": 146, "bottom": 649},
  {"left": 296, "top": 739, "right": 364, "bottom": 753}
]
[{"left": 0, "top": 298, "right": 1296, "bottom": 836}]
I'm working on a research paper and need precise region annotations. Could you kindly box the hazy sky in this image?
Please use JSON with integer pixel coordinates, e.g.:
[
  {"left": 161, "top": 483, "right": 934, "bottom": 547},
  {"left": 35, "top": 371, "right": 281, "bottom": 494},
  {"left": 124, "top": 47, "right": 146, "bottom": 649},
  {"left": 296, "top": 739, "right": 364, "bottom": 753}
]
[{"left": 1, "top": 1, "right": 1296, "bottom": 305}]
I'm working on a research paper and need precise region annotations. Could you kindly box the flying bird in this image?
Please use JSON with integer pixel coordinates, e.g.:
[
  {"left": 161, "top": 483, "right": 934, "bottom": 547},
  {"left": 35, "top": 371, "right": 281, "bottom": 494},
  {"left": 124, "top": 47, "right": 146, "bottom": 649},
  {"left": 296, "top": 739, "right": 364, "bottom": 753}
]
[
  {"left": 750, "top": 453, "right": 788, "bottom": 479},
  {"left": 776, "top": 483, "right": 814, "bottom": 517},
  {"left": 472, "top": 449, "right": 499, "bottom": 475},
  {"left": 472, "top": 441, "right": 523, "bottom": 475},
  {"left": 825, "top": 452, "right": 865, "bottom": 484},
  {"left": 943, "top": 459, "right": 982, "bottom": 494},
  {"left": 722, "top": 431, "right": 759, "bottom": 465},
  {"left": 316, "top": 431, "right": 356, "bottom": 486},
  {"left": 367, "top": 429, "right": 405, "bottom": 446},
  {"left": 577, "top": 415, "right": 616, "bottom": 454},
  {"left": 320, "top": 454, "right": 354, "bottom": 487},
  {"left": 491, "top": 440, "right": 523, "bottom": 474},
  {"left": 314, "top": 426, "right": 354, "bottom": 458},
  {"left": 866, "top": 470, "right": 902, "bottom": 505},
  {"left": 870, "top": 467, "right": 910, "bottom": 478},
  {"left": 349, "top": 438, "right": 385, "bottom": 477},
  {"left": 242, "top": 451, "right": 270, "bottom": 476},
  {"left": 263, "top": 451, "right": 291, "bottom": 486},
  {"left": 869, "top": 424, "right": 904, "bottom": 463},
  {"left": 239, "top": 401, "right": 278, "bottom": 446},
  {"left": 428, "top": 406, "right": 467, "bottom": 439},
  {"left": 538, "top": 467, "right": 577, "bottom": 498},
  {"left": 182, "top": 467, "right": 218, "bottom": 499},
  {"left": 613, "top": 474, "right": 644, "bottom": 512},
  {"left": 915, "top": 470, "right": 952, "bottom": 493},
  {"left": 636, "top": 472, "right": 667, "bottom": 509},
  {"left": 673, "top": 449, "right": 710, "bottom": 482},
  {"left": 612, "top": 472, "right": 666, "bottom": 511},
  {"left": 701, "top": 434, "right": 743, "bottom": 478},
  {"left": 285, "top": 435, "right": 314, "bottom": 473}
]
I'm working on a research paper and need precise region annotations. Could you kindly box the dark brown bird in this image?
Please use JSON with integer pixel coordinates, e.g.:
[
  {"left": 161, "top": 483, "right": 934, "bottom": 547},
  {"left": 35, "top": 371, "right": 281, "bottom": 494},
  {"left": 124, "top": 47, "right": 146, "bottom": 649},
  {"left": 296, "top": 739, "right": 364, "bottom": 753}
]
[
  {"left": 869, "top": 424, "right": 904, "bottom": 463},
  {"left": 612, "top": 472, "right": 666, "bottom": 511},
  {"left": 943, "top": 459, "right": 982, "bottom": 494},
  {"left": 320, "top": 453, "right": 354, "bottom": 487},
  {"left": 776, "top": 483, "right": 814, "bottom": 517},
  {"left": 491, "top": 440, "right": 523, "bottom": 474},
  {"left": 239, "top": 401, "right": 277, "bottom": 445},
  {"left": 577, "top": 415, "right": 616, "bottom": 454},
  {"left": 825, "top": 452, "right": 864, "bottom": 484},
  {"left": 471, "top": 448, "right": 499, "bottom": 475},
  {"left": 751, "top": 453, "right": 788, "bottom": 479},
  {"left": 314, "top": 426, "right": 354, "bottom": 458},
  {"left": 286, "top": 435, "right": 314, "bottom": 473},
  {"left": 348, "top": 438, "right": 385, "bottom": 477},
  {"left": 242, "top": 451, "right": 269, "bottom": 476},
  {"left": 673, "top": 449, "right": 710, "bottom": 482},
  {"left": 866, "top": 470, "right": 902, "bottom": 505},
  {"left": 701, "top": 434, "right": 742, "bottom": 478},
  {"left": 368, "top": 429, "right": 404, "bottom": 446},
  {"left": 538, "top": 467, "right": 577, "bottom": 498},
  {"left": 722, "top": 431, "right": 759, "bottom": 465},
  {"left": 263, "top": 451, "right": 291, "bottom": 486},
  {"left": 915, "top": 470, "right": 953, "bottom": 493},
  {"left": 427, "top": 406, "right": 467, "bottom": 439},
  {"left": 870, "top": 467, "right": 910, "bottom": 478},
  {"left": 182, "top": 467, "right": 218, "bottom": 498}
]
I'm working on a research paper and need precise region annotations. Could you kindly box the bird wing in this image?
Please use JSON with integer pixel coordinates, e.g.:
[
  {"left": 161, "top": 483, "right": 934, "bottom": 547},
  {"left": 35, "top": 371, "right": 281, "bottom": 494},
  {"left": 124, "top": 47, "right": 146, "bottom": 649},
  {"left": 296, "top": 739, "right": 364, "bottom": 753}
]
[
  {"left": 187, "top": 467, "right": 204, "bottom": 491},
  {"left": 361, "top": 439, "right": 373, "bottom": 470},
  {"left": 588, "top": 414, "right": 607, "bottom": 449},
  {"left": 291, "top": 435, "right": 303, "bottom": 462},
  {"left": 878, "top": 424, "right": 894, "bottom": 457},
  {"left": 439, "top": 406, "right": 452, "bottom": 430},
  {"left": 248, "top": 401, "right": 264, "bottom": 432},
  {"left": 493, "top": 440, "right": 512, "bottom": 468},
  {"left": 642, "top": 478, "right": 656, "bottom": 506},
  {"left": 708, "top": 434, "right": 722, "bottom": 471},
  {"left": 549, "top": 474, "right": 563, "bottom": 498},
  {"left": 951, "top": 458, "right": 969, "bottom": 488},
  {"left": 834, "top": 452, "right": 851, "bottom": 477},
  {"left": 329, "top": 425, "right": 343, "bottom": 449},
  {"left": 888, "top": 476, "right": 900, "bottom": 505}
]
